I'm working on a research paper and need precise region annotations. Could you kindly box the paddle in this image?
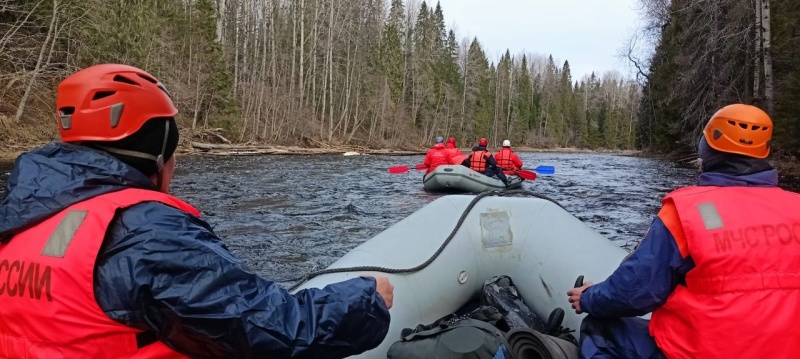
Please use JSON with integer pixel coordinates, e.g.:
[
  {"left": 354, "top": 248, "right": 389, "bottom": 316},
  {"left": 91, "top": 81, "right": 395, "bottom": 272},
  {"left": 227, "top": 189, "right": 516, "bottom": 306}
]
[
  {"left": 515, "top": 170, "right": 538, "bottom": 181},
  {"left": 533, "top": 165, "right": 555, "bottom": 175},
  {"left": 388, "top": 164, "right": 427, "bottom": 174}
]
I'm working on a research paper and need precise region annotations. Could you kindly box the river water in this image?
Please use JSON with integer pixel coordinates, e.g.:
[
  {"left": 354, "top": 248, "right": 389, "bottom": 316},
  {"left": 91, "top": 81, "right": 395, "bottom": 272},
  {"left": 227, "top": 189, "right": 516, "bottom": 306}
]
[{"left": 1, "top": 152, "right": 706, "bottom": 285}]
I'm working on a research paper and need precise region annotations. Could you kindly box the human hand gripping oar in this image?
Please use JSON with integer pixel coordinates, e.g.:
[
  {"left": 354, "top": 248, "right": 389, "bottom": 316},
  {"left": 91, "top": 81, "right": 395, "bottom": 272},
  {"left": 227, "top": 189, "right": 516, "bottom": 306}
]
[{"left": 388, "top": 164, "right": 426, "bottom": 174}]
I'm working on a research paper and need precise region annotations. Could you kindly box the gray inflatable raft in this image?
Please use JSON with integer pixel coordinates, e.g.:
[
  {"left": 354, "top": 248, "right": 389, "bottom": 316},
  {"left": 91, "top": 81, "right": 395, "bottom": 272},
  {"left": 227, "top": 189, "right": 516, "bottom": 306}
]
[
  {"left": 292, "top": 193, "right": 629, "bottom": 358},
  {"left": 422, "top": 165, "right": 524, "bottom": 192}
]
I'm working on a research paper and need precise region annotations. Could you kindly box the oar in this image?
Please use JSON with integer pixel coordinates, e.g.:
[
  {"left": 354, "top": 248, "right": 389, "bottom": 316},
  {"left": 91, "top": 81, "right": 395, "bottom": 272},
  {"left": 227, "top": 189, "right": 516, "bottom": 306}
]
[
  {"left": 388, "top": 164, "right": 426, "bottom": 174},
  {"left": 533, "top": 165, "right": 555, "bottom": 175},
  {"left": 515, "top": 170, "right": 537, "bottom": 181}
]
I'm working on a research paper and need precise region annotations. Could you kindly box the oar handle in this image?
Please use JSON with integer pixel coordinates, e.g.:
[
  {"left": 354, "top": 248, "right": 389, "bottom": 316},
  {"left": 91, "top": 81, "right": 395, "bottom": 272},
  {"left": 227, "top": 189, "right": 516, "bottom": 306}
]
[{"left": 574, "top": 275, "right": 585, "bottom": 288}]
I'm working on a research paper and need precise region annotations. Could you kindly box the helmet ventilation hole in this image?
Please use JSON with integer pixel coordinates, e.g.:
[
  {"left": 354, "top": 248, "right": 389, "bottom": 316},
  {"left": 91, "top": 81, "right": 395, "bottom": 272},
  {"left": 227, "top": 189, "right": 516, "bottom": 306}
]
[
  {"left": 137, "top": 74, "right": 158, "bottom": 84},
  {"left": 113, "top": 75, "right": 140, "bottom": 86},
  {"left": 92, "top": 91, "right": 116, "bottom": 100}
]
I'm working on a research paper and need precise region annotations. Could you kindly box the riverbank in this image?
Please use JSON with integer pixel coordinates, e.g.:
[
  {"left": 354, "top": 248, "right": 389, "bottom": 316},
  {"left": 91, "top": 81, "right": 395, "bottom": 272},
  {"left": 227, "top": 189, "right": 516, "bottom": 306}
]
[
  {"left": 0, "top": 121, "right": 428, "bottom": 163},
  {"left": 0, "top": 119, "right": 638, "bottom": 163}
]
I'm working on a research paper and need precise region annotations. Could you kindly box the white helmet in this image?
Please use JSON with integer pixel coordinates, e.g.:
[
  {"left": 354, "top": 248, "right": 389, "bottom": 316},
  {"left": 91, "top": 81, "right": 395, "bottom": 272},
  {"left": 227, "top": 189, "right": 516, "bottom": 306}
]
[{"left": 502, "top": 140, "right": 511, "bottom": 147}]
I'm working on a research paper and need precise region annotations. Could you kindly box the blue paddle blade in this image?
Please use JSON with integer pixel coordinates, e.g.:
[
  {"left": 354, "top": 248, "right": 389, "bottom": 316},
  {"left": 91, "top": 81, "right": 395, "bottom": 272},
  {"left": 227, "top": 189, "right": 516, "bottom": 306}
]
[{"left": 534, "top": 165, "right": 555, "bottom": 175}]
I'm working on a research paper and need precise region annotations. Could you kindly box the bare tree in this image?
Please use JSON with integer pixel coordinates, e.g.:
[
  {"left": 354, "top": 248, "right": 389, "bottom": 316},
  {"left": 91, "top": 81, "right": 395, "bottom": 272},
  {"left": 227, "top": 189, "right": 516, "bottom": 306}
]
[
  {"left": 15, "top": 0, "right": 58, "bottom": 122},
  {"left": 761, "top": 0, "right": 773, "bottom": 113}
]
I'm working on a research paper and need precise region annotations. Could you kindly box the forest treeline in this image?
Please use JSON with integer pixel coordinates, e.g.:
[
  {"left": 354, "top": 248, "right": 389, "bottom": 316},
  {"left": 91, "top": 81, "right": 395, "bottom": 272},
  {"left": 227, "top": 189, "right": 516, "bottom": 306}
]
[
  {"left": 635, "top": 0, "right": 800, "bottom": 157},
  {"left": 0, "top": 0, "right": 638, "bottom": 150}
]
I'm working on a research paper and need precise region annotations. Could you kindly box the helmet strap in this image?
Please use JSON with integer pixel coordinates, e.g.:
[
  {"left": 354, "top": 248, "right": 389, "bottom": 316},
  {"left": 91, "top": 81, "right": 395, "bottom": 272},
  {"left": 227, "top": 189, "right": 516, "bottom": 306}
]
[
  {"left": 155, "top": 120, "right": 169, "bottom": 191},
  {"left": 94, "top": 120, "right": 171, "bottom": 191}
]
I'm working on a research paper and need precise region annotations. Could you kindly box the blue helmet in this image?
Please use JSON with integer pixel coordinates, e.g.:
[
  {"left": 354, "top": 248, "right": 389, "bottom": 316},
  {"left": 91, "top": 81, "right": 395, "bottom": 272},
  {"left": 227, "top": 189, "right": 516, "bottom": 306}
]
[{"left": 435, "top": 136, "right": 444, "bottom": 143}]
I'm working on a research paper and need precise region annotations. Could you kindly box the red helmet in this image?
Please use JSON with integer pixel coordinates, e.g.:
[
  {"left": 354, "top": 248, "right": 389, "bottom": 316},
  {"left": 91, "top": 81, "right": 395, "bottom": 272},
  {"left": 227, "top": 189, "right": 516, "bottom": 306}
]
[
  {"left": 447, "top": 137, "right": 456, "bottom": 145},
  {"left": 479, "top": 138, "right": 488, "bottom": 146},
  {"left": 56, "top": 64, "right": 178, "bottom": 142}
]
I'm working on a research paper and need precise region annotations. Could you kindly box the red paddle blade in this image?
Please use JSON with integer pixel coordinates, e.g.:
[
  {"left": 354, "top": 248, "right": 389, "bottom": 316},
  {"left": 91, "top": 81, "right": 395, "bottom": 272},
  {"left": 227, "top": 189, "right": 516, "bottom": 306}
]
[
  {"left": 415, "top": 164, "right": 427, "bottom": 170},
  {"left": 516, "top": 170, "right": 537, "bottom": 180},
  {"left": 453, "top": 155, "right": 467, "bottom": 164},
  {"left": 388, "top": 166, "right": 410, "bottom": 174}
]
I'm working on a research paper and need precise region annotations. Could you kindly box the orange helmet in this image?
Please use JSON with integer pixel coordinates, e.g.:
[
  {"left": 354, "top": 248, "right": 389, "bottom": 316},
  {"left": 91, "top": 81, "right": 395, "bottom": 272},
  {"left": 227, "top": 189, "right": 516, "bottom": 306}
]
[
  {"left": 56, "top": 64, "right": 178, "bottom": 143},
  {"left": 703, "top": 104, "right": 772, "bottom": 158}
]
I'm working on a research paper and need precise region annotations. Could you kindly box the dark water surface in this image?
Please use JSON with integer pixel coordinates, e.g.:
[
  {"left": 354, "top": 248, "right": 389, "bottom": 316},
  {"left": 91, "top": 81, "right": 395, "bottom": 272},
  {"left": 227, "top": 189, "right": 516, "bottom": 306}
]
[{"left": 2, "top": 152, "right": 704, "bottom": 284}]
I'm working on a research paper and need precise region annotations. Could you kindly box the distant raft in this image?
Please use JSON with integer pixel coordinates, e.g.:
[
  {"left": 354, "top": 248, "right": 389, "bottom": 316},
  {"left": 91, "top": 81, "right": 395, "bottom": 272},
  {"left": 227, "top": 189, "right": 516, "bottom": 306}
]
[{"left": 422, "top": 165, "right": 524, "bottom": 193}]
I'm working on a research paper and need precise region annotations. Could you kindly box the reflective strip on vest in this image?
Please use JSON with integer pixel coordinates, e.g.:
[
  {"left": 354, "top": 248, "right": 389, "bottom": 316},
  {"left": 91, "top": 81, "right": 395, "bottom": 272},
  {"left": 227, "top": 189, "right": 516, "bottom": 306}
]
[
  {"left": 696, "top": 202, "right": 724, "bottom": 230},
  {"left": 650, "top": 186, "right": 800, "bottom": 359},
  {"left": 0, "top": 188, "right": 198, "bottom": 359},
  {"left": 41, "top": 210, "right": 87, "bottom": 258}
]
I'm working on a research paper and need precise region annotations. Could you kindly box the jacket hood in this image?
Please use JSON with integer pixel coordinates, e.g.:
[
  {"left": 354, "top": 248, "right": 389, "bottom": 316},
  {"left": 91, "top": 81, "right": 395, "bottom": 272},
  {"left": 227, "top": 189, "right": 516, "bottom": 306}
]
[
  {"left": 432, "top": 143, "right": 445, "bottom": 149},
  {"left": 0, "top": 142, "right": 156, "bottom": 241}
]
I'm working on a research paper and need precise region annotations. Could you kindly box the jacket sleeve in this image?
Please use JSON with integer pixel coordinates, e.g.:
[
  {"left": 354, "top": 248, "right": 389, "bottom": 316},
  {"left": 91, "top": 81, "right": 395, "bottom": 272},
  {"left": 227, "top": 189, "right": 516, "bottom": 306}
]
[
  {"left": 512, "top": 154, "right": 523, "bottom": 168},
  {"left": 579, "top": 216, "right": 695, "bottom": 318},
  {"left": 95, "top": 202, "right": 391, "bottom": 359}
]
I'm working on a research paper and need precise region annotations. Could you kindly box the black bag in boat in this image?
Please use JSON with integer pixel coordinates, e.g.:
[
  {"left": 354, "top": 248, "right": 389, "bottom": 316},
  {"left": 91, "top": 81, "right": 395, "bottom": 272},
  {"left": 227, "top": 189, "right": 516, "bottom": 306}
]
[
  {"left": 387, "top": 274, "right": 579, "bottom": 359},
  {"left": 386, "top": 315, "right": 512, "bottom": 359},
  {"left": 504, "top": 328, "right": 578, "bottom": 359},
  {"left": 481, "top": 275, "right": 546, "bottom": 332}
]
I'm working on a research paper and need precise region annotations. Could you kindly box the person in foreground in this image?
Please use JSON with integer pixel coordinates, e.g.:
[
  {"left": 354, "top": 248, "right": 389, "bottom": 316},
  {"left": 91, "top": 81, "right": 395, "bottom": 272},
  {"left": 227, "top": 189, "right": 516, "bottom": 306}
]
[
  {"left": 423, "top": 136, "right": 454, "bottom": 174},
  {"left": 494, "top": 139, "right": 524, "bottom": 174},
  {"left": 461, "top": 138, "right": 509, "bottom": 185},
  {"left": 566, "top": 103, "right": 800, "bottom": 359},
  {"left": 0, "top": 64, "right": 393, "bottom": 358}
]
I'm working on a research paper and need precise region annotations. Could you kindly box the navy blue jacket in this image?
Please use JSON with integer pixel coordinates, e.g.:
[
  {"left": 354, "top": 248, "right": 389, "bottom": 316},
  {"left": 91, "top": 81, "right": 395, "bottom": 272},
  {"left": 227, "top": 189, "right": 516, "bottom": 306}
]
[
  {"left": 580, "top": 169, "right": 780, "bottom": 318},
  {"left": 460, "top": 146, "right": 509, "bottom": 183},
  {"left": 0, "top": 142, "right": 391, "bottom": 358}
]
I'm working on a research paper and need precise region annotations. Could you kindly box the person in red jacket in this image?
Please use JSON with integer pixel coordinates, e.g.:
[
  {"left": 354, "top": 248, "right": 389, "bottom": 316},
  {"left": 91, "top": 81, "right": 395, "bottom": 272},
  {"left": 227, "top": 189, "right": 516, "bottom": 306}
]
[
  {"left": 445, "top": 137, "right": 463, "bottom": 159},
  {"left": 567, "top": 104, "right": 800, "bottom": 359},
  {"left": 494, "top": 139, "right": 524, "bottom": 174},
  {"left": 0, "top": 64, "right": 394, "bottom": 358},
  {"left": 423, "top": 136, "right": 454, "bottom": 174}
]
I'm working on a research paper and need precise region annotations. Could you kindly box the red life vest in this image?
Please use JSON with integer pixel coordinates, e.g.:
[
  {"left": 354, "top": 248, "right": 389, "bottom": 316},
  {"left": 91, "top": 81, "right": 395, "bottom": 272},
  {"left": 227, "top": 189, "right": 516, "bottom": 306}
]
[
  {"left": 649, "top": 186, "right": 800, "bottom": 359},
  {"left": 494, "top": 148, "right": 519, "bottom": 172},
  {"left": 469, "top": 151, "right": 489, "bottom": 173},
  {"left": 0, "top": 188, "right": 200, "bottom": 359}
]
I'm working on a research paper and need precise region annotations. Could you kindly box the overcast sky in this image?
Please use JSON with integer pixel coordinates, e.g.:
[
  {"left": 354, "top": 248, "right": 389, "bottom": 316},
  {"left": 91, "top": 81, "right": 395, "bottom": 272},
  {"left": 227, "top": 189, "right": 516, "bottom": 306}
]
[{"left": 434, "top": 0, "right": 642, "bottom": 80}]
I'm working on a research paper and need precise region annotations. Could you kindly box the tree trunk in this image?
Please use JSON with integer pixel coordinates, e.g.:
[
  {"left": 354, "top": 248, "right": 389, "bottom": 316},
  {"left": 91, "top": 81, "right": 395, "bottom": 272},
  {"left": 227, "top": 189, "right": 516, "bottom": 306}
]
[
  {"left": 215, "top": 0, "right": 226, "bottom": 42},
  {"left": 506, "top": 65, "right": 513, "bottom": 138},
  {"left": 761, "top": 0, "right": 773, "bottom": 114},
  {"left": 299, "top": 0, "right": 305, "bottom": 110},
  {"left": 753, "top": 0, "right": 762, "bottom": 99},
  {"left": 15, "top": 0, "right": 58, "bottom": 122}
]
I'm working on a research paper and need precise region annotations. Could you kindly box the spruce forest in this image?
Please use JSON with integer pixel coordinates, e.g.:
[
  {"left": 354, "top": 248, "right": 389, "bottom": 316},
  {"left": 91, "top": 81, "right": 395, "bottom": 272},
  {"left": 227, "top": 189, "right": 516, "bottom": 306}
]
[{"left": 1, "top": 0, "right": 798, "bottom": 157}]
